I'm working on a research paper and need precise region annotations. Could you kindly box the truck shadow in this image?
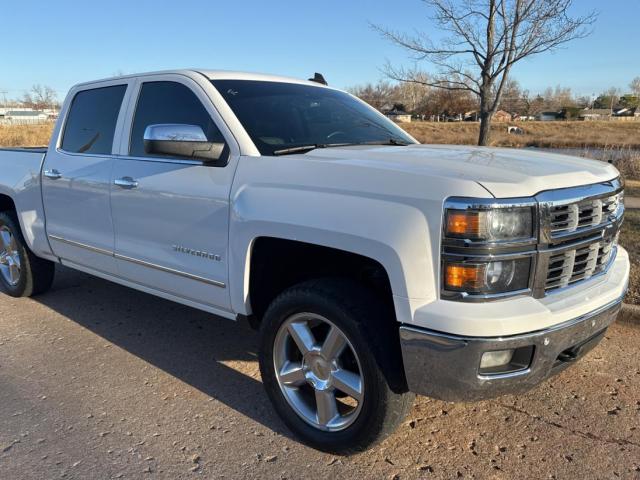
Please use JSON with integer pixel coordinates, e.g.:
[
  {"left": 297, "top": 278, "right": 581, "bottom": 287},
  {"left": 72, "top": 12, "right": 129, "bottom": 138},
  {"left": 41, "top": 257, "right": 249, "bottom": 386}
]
[{"left": 33, "top": 266, "right": 293, "bottom": 439}]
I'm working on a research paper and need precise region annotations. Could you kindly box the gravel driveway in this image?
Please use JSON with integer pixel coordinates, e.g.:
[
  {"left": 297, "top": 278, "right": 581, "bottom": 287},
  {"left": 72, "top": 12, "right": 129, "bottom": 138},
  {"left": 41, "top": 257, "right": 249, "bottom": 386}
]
[{"left": 0, "top": 267, "right": 639, "bottom": 479}]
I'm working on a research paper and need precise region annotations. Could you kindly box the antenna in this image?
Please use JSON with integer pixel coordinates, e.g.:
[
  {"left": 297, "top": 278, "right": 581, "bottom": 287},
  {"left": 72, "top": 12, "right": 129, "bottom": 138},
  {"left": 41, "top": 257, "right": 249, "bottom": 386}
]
[{"left": 308, "top": 73, "right": 328, "bottom": 86}]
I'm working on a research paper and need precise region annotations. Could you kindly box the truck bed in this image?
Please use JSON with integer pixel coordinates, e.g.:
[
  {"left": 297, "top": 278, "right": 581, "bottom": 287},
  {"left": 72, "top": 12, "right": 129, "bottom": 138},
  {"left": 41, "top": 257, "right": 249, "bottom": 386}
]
[{"left": 0, "top": 147, "right": 48, "bottom": 154}]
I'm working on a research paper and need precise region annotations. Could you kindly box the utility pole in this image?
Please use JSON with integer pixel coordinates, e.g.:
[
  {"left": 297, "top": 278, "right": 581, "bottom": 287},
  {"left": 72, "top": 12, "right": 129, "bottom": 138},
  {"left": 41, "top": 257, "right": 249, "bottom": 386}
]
[{"left": 0, "top": 90, "right": 7, "bottom": 107}]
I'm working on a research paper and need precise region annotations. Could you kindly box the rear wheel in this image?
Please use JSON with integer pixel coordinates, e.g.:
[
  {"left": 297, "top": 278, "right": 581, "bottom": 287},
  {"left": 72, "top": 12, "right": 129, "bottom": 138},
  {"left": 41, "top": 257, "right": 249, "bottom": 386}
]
[
  {"left": 0, "top": 212, "right": 55, "bottom": 297},
  {"left": 259, "top": 278, "right": 414, "bottom": 453}
]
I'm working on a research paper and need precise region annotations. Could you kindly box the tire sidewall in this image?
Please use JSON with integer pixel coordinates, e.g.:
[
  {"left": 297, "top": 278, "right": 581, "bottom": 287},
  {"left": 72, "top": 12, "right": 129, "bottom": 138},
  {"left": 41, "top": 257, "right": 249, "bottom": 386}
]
[
  {"left": 0, "top": 213, "right": 28, "bottom": 297},
  {"left": 259, "top": 283, "right": 392, "bottom": 453}
]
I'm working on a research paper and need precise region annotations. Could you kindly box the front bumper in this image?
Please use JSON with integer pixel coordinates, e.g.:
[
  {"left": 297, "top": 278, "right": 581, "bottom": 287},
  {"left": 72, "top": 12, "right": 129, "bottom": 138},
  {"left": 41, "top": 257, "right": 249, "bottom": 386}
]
[{"left": 399, "top": 296, "right": 623, "bottom": 401}]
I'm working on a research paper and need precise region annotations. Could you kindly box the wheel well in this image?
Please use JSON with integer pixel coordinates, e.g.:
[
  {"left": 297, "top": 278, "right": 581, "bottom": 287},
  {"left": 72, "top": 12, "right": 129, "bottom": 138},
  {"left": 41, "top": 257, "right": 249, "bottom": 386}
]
[
  {"left": 0, "top": 194, "right": 16, "bottom": 213},
  {"left": 248, "top": 237, "right": 396, "bottom": 326}
]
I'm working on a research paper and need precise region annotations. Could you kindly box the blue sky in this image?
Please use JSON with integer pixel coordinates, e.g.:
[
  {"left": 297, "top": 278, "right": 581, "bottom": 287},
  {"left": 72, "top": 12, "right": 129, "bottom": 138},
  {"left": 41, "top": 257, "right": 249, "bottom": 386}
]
[{"left": 1, "top": 0, "right": 638, "bottom": 101}]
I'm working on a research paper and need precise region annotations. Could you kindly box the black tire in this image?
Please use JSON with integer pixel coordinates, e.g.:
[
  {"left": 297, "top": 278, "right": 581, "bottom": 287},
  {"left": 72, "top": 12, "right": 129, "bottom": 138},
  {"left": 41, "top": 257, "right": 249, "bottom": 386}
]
[
  {"left": 0, "top": 211, "right": 55, "bottom": 297},
  {"left": 259, "top": 278, "right": 415, "bottom": 454}
]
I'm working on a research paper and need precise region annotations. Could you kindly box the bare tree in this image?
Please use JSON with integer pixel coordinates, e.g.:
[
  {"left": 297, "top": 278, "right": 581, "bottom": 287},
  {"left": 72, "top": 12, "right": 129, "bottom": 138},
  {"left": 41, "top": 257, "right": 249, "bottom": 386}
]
[
  {"left": 631, "top": 77, "right": 640, "bottom": 97},
  {"left": 374, "top": 0, "right": 596, "bottom": 145},
  {"left": 593, "top": 87, "right": 621, "bottom": 113},
  {"left": 498, "top": 78, "right": 523, "bottom": 114},
  {"left": 22, "top": 84, "right": 58, "bottom": 110},
  {"left": 396, "top": 74, "right": 433, "bottom": 112},
  {"left": 348, "top": 81, "right": 399, "bottom": 111},
  {"left": 540, "top": 85, "right": 575, "bottom": 111}
]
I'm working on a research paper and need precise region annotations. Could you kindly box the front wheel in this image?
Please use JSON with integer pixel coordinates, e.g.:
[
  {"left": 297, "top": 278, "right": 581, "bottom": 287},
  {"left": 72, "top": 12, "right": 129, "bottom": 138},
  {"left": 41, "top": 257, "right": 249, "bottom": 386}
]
[{"left": 259, "top": 278, "right": 414, "bottom": 453}]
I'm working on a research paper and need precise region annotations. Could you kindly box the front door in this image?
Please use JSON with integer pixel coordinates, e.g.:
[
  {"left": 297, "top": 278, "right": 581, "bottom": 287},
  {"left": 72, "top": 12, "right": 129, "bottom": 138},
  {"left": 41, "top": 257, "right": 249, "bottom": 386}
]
[
  {"left": 110, "top": 78, "right": 235, "bottom": 312},
  {"left": 42, "top": 83, "right": 129, "bottom": 275}
]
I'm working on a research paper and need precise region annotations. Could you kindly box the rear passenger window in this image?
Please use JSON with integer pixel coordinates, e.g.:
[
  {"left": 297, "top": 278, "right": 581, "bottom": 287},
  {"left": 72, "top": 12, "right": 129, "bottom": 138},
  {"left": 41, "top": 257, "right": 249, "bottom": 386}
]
[
  {"left": 129, "top": 81, "right": 225, "bottom": 158},
  {"left": 61, "top": 85, "right": 127, "bottom": 155}
]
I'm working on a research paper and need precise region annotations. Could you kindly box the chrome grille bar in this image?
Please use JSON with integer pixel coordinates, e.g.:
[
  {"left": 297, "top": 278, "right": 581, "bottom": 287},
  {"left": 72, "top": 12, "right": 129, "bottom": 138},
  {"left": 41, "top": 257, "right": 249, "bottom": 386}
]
[{"left": 533, "top": 178, "right": 623, "bottom": 297}]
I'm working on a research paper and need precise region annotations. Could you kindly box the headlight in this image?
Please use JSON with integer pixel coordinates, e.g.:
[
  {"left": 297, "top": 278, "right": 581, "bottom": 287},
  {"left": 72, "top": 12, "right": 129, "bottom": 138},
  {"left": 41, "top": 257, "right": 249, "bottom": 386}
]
[
  {"left": 445, "top": 206, "right": 533, "bottom": 242},
  {"left": 442, "top": 198, "right": 537, "bottom": 299},
  {"left": 443, "top": 258, "right": 532, "bottom": 294}
]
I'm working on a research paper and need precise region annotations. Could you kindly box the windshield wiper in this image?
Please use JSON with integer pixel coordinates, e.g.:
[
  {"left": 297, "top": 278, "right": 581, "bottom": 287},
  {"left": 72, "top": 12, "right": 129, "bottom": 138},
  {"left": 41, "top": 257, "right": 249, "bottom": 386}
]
[
  {"left": 273, "top": 143, "right": 355, "bottom": 156},
  {"left": 273, "top": 145, "right": 320, "bottom": 156},
  {"left": 272, "top": 138, "right": 411, "bottom": 156},
  {"left": 359, "top": 138, "right": 412, "bottom": 146}
]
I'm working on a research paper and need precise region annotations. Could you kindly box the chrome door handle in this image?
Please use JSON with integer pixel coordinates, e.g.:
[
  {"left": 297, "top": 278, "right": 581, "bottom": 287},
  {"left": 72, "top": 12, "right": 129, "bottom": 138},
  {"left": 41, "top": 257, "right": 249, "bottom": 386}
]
[
  {"left": 114, "top": 177, "right": 139, "bottom": 189},
  {"left": 43, "top": 169, "right": 62, "bottom": 180}
]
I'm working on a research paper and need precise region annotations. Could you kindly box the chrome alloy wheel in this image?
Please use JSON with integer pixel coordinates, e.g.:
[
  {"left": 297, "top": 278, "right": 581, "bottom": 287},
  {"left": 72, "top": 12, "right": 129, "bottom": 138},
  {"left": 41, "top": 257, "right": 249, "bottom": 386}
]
[
  {"left": 273, "top": 313, "right": 364, "bottom": 432},
  {"left": 0, "top": 226, "right": 20, "bottom": 286}
]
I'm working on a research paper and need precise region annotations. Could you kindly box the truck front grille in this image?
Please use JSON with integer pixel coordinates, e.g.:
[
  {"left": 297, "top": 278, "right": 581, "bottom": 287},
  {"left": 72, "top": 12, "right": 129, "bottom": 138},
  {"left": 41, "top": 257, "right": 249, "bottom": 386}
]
[
  {"left": 544, "top": 235, "right": 616, "bottom": 291},
  {"left": 534, "top": 179, "right": 623, "bottom": 297},
  {"left": 549, "top": 193, "right": 621, "bottom": 236}
]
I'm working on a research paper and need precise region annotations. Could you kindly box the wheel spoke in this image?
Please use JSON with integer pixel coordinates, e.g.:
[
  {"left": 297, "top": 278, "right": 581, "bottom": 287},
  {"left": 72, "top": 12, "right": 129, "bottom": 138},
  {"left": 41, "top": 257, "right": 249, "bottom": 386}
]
[
  {"left": 287, "top": 321, "right": 316, "bottom": 355},
  {"left": 315, "top": 390, "right": 338, "bottom": 426},
  {"left": 0, "top": 230, "right": 9, "bottom": 251},
  {"left": 278, "top": 361, "right": 306, "bottom": 387},
  {"left": 321, "top": 326, "right": 347, "bottom": 361},
  {"left": 332, "top": 369, "right": 363, "bottom": 401},
  {"left": 8, "top": 262, "right": 20, "bottom": 284}
]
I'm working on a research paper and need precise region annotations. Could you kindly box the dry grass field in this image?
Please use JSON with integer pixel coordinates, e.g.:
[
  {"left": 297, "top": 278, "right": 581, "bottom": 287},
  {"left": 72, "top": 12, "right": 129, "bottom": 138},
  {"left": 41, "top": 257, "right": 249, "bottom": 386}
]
[
  {"left": 1, "top": 120, "right": 639, "bottom": 151},
  {"left": 1, "top": 120, "right": 639, "bottom": 150},
  {"left": 403, "top": 120, "right": 640, "bottom": 149},
  {"left": 0, "top": 123, "right": 54, "bottom": 148},
  {"left": 3, "top": 120, "right": 638, "bottom": 178}
]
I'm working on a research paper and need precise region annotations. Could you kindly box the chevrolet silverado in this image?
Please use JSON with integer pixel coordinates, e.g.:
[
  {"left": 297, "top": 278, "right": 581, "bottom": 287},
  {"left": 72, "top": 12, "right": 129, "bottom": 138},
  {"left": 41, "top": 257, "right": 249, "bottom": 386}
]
[{"left": 0, "top": 70, "right": 629, "bottom": 452}]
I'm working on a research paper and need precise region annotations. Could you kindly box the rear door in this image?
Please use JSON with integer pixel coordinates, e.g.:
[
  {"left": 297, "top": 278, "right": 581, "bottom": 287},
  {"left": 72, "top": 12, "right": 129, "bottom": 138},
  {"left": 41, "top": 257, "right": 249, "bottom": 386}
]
[
  {"left": 42, "top": 81, "right": 131, "bottom": 274},
  {"left": 110, "top": 75, "right": 238, "bottom": 312}
]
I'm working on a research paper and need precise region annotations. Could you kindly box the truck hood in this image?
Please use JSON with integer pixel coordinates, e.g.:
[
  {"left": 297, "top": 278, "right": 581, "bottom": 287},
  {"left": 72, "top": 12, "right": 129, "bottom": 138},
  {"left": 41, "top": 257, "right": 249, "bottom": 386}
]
[{"left": 303, "top": 144, "right": 619, "bottom": 198}]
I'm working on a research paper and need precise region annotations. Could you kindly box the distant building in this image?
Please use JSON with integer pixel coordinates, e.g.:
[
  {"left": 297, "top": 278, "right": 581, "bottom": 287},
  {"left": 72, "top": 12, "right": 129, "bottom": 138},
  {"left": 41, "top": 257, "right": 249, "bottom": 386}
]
[
  {"left": 385, "top": 109, "right": 412, "bottom": 123},
  {"left": 3, "top": 109, "right": 49, "bottom": 124},
  {"left": 536, "top": 111, "right": 562, "bottom": 121},
  {"left": 463, "top": 110, "right": 512, "bottom": 122},
  {"left": 493, "top": 110, "right": 513, "bottom": 122},
  {"left": 613, "top": 107, "right": 638, "bottom": 117},
  {"left": 579, "top": 109, "right": 612, "bottom": 121},
  {"left": 463, "top": 111, "right": 479, "bottom": 122}
]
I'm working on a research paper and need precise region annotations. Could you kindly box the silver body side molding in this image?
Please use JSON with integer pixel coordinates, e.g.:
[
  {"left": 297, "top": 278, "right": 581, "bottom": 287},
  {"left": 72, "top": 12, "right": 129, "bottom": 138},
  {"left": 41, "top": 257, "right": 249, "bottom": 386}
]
[{"left": 48, "top": 234, "right": 226, "bottom": 288}]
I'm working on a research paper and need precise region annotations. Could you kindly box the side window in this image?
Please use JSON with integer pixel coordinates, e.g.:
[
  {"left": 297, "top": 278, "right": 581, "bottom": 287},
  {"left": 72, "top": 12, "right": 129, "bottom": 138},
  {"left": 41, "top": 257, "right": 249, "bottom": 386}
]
[
  {"left": 61, "top": 85, "right": 127, "bottom": 155},
  {"left": 130, "top": 81, "right": 225, "bottom": 159}
]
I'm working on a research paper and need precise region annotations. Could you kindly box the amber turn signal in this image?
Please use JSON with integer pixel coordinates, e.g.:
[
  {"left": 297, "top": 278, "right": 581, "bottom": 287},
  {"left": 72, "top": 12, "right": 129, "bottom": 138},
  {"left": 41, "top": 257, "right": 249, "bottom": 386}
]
[
  {"left": 444, "top": 264, "right": 485, "bottom": 290},
  {"left": 446, "top": 211, "right": 481, "bottom": 237}
]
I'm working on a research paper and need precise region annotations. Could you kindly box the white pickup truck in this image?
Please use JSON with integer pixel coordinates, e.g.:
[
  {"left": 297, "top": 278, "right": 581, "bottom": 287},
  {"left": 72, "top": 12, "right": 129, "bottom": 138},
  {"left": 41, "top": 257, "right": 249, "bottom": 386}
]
[{"left": 0, "top": 70, "right": 629, "bottom": 452}]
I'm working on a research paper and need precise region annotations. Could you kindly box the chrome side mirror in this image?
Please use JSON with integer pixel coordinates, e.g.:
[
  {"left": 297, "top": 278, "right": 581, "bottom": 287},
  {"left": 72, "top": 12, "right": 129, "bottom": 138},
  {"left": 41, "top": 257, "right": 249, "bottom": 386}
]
[{"left": 143, "top": 124, "right": 225, "bottom": 163}]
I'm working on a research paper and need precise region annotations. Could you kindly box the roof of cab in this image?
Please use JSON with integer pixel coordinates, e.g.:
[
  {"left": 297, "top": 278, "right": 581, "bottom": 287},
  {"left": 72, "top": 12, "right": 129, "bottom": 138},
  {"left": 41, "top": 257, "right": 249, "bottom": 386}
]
[{"left": 73, "top": 69, "right": 329, "bottom": 89}]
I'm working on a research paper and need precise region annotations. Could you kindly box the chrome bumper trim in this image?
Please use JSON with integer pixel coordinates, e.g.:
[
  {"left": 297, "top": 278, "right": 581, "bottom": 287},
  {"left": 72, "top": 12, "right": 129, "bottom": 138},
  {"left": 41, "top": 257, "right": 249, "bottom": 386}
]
[{"left": 399, "top": 295, "right": 623, "bottom": 401}]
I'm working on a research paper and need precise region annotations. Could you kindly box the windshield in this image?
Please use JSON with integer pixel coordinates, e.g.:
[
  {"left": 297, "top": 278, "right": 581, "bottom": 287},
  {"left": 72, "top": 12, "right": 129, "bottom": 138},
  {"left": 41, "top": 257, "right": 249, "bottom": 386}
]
[{"left": 211, "top": 79, "right": 416, "bottom": 156}]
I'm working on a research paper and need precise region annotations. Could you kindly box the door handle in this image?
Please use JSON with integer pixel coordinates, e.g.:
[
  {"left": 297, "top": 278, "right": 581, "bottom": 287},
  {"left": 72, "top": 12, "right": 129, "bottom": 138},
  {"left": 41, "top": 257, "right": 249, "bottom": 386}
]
[
  {"left": 114, "top": 177, "right": 139, "bottom": 189},
  {"left": 43, "top": 169, "right": 62, "bottom": 180}
]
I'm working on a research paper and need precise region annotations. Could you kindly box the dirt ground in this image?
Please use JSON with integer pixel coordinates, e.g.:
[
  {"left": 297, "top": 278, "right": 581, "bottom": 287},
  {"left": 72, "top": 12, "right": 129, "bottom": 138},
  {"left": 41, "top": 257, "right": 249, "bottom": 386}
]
[{"left": 0, "top": 267, "right": 639, "bottom": 480}]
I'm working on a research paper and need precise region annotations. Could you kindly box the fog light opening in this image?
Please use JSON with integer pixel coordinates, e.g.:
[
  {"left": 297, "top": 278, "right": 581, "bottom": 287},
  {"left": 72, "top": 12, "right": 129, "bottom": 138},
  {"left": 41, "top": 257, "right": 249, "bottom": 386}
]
[
  {"left": 480, "top": 349, "right": 514, "bottom": 369},
  {"left": 478, "top": 346, "right": 534, "bottom": 376}
]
